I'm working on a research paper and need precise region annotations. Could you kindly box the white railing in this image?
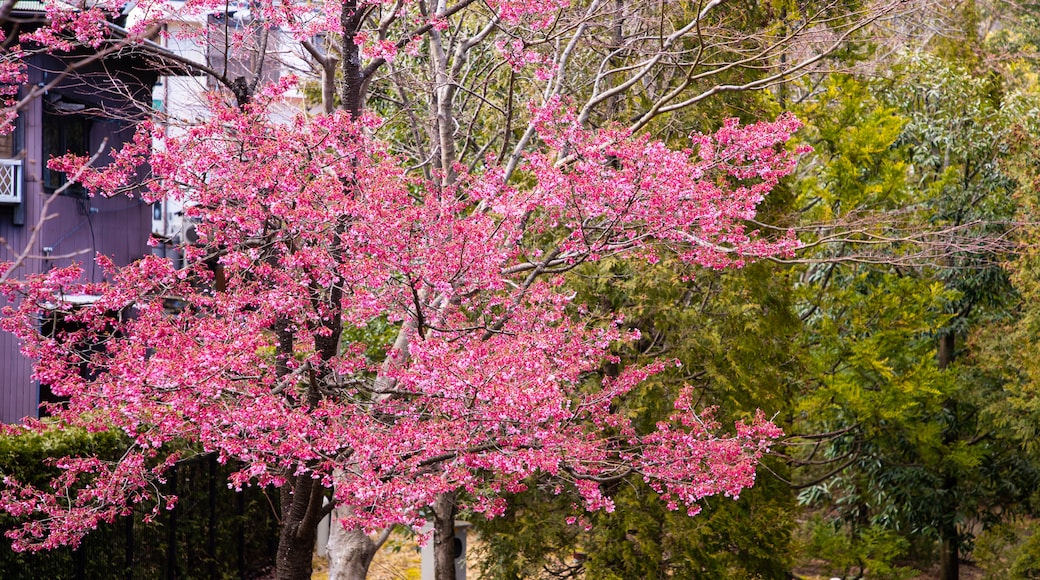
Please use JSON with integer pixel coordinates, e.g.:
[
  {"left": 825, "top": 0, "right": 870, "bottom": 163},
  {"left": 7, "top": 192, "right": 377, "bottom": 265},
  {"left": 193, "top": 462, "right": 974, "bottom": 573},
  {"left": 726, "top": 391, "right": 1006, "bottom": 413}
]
[{"left": 0, "top": 159, "right": 22, "bottom": 205}]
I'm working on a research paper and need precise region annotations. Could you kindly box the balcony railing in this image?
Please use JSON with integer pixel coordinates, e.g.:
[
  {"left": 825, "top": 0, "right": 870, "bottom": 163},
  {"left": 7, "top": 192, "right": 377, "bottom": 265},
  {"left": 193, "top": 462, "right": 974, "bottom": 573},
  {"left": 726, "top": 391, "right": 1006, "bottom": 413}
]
[{"left": 0, "top": 159, "right": 22, "bottom": 205}]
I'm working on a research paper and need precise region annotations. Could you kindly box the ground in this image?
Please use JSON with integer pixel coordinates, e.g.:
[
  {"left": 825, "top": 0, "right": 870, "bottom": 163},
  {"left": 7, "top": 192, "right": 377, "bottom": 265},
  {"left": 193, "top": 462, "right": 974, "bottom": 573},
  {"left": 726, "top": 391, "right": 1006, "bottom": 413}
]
[
  {"left": 311, "top": 535, "right": 990, "bottom": 579},
  {"left": 793, "top": 562, "right": 985, "bottom": 579}
]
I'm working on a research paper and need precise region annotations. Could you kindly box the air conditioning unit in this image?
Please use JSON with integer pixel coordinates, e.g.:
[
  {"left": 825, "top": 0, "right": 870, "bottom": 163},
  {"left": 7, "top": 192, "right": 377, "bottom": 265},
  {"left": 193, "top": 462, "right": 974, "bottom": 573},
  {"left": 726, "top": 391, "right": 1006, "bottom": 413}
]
[{"left": 0, "top": 159, "right": 22, "bottom": 205}]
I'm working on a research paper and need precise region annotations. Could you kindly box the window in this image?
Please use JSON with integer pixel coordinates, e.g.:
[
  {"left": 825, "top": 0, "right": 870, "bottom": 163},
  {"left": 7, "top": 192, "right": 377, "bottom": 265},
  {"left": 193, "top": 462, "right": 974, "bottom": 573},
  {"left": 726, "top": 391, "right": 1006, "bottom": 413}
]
[
  {"left": 42, "top": 107, "right": 92, "bottom": 197},
  {"left": 0, "top": 113, "right": 23, "bottom": 208}
]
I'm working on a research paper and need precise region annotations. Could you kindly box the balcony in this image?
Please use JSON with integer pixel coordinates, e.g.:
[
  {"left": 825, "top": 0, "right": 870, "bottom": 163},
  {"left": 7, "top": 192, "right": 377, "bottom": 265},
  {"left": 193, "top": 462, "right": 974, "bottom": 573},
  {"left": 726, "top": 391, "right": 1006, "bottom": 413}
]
[{"left": 0, "top": 159, "right": 22, "bottom": 205}]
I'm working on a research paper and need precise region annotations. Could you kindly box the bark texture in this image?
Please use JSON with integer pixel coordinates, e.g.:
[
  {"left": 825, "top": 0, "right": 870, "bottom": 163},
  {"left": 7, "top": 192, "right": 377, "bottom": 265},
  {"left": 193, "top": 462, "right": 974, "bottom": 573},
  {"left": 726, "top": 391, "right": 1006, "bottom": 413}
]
[
  {"left": 275, "top": 477, "right": 322, "bottom": 580},
  {"left": 432, "top": 491, "right": 459, "bottom": 580},
  {"left": 327, "top": 516, "right": 379, "bottom": 580}
]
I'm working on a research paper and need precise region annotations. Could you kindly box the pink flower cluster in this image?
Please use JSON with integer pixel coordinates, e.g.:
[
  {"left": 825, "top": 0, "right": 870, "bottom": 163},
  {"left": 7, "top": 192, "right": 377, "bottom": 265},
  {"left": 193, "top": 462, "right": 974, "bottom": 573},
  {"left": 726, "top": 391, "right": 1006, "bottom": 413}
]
[
  {"left": 23, "top": 2, "right": 124, "bottom": 51},
  {"left": 495, "top": 38, "right": 556, "bottom": 80},
  {"left": 0, "top": 31, "right": 25, "bottom": 135},
  {"left": 489, "top": 0, "right": 569, "bottom": 29}
]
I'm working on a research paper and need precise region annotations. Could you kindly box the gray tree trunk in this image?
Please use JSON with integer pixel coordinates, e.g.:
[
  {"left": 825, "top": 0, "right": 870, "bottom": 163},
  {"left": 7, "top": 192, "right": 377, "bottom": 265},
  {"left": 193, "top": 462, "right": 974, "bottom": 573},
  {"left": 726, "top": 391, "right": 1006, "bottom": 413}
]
[{"left": 326, "top": 508, "right": 379, "bottom": 580}]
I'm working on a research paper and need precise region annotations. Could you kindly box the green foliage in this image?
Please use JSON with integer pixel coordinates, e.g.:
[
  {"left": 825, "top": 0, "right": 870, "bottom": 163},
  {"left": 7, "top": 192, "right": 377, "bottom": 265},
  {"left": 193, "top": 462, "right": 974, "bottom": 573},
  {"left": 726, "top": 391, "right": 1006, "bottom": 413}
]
[
  {"left": 973, "top": 522, "right": 1040, "bottom": 580},
  {"left": 570, "top": 255, "right": 802, "bottom": 419},
  {"left": 803, "top": 516, "right": 915, "bottom": 580},
  {"left": 795, "top": 75, "right": 910, "bottom": 221},
  {"left": 473, "top": 253, "right": 804, "bottom": 579},
  {"left": 796, "top": 272, "right": 954, "bottom": 427},
  {"left": 584, "top": 470, "right": 795, "bottom": 580},
  {"left": 471, "top": 484, "right": 581, "bottom": 580},
  {"left": 341, "top": 315, "right": 400, "bottom": 364},
  {"left": 788, "top": 39, "right": 1040, "bottom": 575},
  {"left": 974, "top": 82, "right": 1040, "bottom": 457},
  {"left": 0, "top": 428, "right": 126, "bottom": 577},
  {"left": 0, "top": 427, "right": 125, "bottom": 488},
  {"left": 1010, "top": 529, "right": 1040, "bottom": 579},
  {"left": 475, "top": 462, "right": 796, "bottom": 580},
  {"left": 927, "top": 1, "right": 983, "bottom": 64}
]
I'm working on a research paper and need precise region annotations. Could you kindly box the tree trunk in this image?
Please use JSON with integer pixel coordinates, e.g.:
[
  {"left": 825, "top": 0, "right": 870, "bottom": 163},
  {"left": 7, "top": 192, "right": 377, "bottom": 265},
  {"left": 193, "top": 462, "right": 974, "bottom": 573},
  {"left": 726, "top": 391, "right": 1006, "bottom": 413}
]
[
  {"left": 937, "top": 333, "right": 959, "bottom": 580},
  {"left": 432, "top": 491, "right": 458, "bottom": 580},
  {"left": 276, "top": 517, "right": 318, "bottom": 580},
  {"left": 275, "top": 474, "right": 324, "bottom": 580},
  {"left": 938, "top": 332, "right": 954, "bottom": 370},
  {"left": 341, "top": 0, "right": 363, "bottom": 117},
  {"left": 939, "top": 533, "right": 959, "bottom": 580},
  {"left": 318, "top": 5, "right": 372, "bottom": 578},
  {"left": 327, "top": 516, "right": 378, "bottom": 580}
]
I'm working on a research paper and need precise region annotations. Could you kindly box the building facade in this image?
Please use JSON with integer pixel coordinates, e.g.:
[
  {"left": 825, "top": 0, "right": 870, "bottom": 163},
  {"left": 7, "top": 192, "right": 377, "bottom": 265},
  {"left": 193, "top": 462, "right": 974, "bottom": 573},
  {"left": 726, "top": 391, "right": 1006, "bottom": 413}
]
[{"left": 0, "top": 7, "right": 157, "bottom": 423}]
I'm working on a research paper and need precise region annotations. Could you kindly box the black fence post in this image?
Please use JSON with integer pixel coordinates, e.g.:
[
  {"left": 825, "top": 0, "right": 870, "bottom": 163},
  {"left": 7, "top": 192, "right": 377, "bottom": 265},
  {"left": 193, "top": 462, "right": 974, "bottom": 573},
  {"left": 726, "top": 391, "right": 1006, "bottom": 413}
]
[
  {"left": 207, "top": 454, "right": 216, "bottom": 577},
  {"left": 237, "top": 486, "right": 246, "bottom": 579},
  {"left": 125, "top": 514, "right": 134, "bottom": 580},
  {"left": 166, "top": 466, "right": 177, "bottom": 580},
  {"left": 73, "top": 540, "right": 85, "bottom": 580}
]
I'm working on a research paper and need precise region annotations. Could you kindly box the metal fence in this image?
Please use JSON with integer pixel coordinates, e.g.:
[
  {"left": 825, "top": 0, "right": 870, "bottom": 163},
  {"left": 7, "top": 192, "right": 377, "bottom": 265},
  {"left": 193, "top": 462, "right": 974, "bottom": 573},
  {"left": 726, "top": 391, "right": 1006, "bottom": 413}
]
[{"left": 0, "top": 454, "right": 280, "bottom": 580}]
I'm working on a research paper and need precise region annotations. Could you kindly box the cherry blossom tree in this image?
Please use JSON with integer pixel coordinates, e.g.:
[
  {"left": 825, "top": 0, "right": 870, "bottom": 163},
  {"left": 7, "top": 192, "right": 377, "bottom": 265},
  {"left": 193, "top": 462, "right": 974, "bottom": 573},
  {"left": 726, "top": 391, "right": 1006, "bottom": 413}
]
[{"left": 0, "top": 0, "right": 901, "bottom": 579}]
